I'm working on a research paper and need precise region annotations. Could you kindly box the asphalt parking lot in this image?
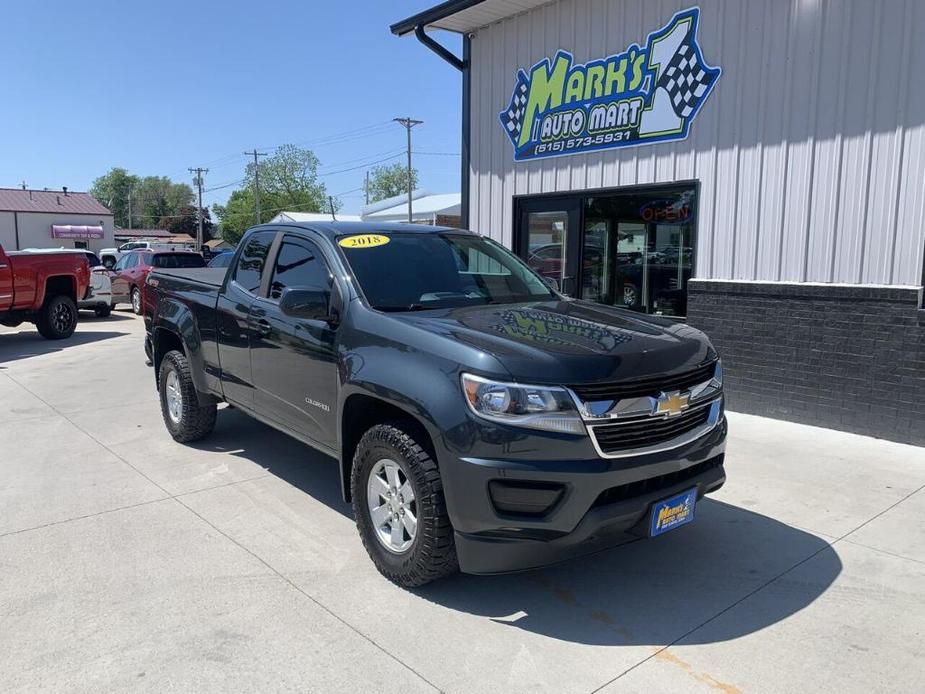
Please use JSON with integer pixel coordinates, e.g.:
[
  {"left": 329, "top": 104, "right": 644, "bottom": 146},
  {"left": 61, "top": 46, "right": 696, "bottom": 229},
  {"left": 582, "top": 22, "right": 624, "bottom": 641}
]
[{"left": 2, "top": 311, "right": 924, "bottom": 693}]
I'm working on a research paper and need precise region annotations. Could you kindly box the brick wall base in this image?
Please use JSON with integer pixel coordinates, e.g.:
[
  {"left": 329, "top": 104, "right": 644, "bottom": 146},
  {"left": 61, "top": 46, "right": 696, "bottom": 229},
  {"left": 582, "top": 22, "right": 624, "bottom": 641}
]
[{"left": 687, "top": 280, "right": 925, "bottom": 446}]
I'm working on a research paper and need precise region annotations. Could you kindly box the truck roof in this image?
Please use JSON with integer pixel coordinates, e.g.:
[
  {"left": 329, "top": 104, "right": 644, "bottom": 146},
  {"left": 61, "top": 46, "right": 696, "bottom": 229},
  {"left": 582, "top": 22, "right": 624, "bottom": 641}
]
[{"left": 251, "top": 221, "right": 477, "bottom": 241}]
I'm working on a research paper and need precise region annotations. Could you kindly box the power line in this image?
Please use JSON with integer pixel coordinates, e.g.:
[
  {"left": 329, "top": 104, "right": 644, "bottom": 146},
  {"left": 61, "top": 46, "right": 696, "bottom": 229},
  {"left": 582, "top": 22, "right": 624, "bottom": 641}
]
[
  {"left": 317, "top": 153, "right": 404, "bottom": 178},
  {"left": 204, "top": 179, "right": 244, "bottom": 193},
  {"left": 165, "top": 122, "right": 397, "bottom": 180},
  {"left": 318, "top": 148, "right": 405, "bottom": 170}
]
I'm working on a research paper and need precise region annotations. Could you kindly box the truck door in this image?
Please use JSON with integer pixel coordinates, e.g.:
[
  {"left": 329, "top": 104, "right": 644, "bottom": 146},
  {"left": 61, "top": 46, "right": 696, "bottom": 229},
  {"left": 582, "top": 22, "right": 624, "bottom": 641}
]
[
  {"left": 249, "top": 234, "right": 338, "bottom": 448},
  {"left": 216, "top": 230, "right": 277, "bottom": 409},
  {"left": 0, "top": 247, "right": 13, "bottom": 312}
]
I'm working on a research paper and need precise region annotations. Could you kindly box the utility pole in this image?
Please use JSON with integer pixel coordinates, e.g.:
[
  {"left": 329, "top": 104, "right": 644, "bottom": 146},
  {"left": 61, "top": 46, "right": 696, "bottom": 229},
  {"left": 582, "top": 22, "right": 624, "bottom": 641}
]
[
  {"left": 365, "top": 170, "right": 370, "bottom": 206},
  {"left": 127, "top": 186, "right": 132, "bottom": 230},
  {"left": 188, "top": 167, "right": 209, "bottom": 252},
  {"left": 393, "top": 117, "right": 423, "bottom": 223},
  {"left": 243, "top": 149, "right": 268, "bottom": 224}
]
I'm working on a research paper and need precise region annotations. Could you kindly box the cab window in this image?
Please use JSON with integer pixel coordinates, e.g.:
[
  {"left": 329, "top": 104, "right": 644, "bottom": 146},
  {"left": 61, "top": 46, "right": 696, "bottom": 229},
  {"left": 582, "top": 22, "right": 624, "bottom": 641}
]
[
  {"left": 233, "top": 231, "right": 276, "bottom": 294},
  {"left": 268, "top": 236, "right": 331, "bottom": 301}
]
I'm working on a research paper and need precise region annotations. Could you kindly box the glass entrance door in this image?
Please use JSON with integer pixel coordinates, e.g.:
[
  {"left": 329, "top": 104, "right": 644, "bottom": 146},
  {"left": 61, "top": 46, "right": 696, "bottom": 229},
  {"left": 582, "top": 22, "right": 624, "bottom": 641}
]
[
  {"left": 516, "top": 198, "right": 582, "bottom": 296},
  {"left": 584, "top": 185, "right": 696, "bottom": 316}
]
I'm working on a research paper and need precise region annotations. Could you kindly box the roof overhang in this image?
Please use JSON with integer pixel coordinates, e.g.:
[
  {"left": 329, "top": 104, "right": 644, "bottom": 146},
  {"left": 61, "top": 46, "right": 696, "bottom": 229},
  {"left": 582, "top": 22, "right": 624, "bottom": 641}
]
[{"left": 391, "top": 0, "right": 552, "bottom": 36}]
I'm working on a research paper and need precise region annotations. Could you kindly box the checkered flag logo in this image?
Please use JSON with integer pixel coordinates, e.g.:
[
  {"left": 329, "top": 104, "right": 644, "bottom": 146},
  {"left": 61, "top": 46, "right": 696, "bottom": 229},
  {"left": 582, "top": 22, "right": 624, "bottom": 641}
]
[
  {"left": 502, "top": 71, "right": 530, "bottom": 145},
  {"left": 657, "top": 29, "right": 719, "bottom": 119}
]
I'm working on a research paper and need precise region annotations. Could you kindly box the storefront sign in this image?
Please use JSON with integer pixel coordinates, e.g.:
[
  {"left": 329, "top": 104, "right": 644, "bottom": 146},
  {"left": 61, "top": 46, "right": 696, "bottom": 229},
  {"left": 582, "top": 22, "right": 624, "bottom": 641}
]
[
  {"left": 500, "top": 7, "right": 720, "bottom": 162},
  {"left": 51, "top": 225, "right": 104, "bottom": 239}
]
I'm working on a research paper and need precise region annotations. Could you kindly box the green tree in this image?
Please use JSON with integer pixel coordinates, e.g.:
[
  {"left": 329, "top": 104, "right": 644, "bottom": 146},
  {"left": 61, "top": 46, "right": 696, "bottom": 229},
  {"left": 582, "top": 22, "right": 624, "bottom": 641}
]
[
  {"left": 213, "top": 144, "right": 337, "bottom": 244},
  {"left": 364, "top": 162, "right": 418, "bottom": 203},
  {"left": 165, "top": 205, "right": 214, "bottom": 240},
  {"left": 90, "top": 168, "right": 139, "bottom": 228},
  {"left": 135, "top": 176, "right": 194, "bottom": 227},
  {"left": 91, "top": 168, "right": 194, "bottom": 229}
]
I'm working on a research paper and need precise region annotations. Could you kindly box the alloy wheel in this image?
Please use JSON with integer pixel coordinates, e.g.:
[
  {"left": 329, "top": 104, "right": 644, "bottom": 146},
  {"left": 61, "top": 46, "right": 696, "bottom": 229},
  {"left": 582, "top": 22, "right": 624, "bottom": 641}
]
[
  {"left": 165, "top": 369, "right": 183, "bottom": 424},
  {"left": 52, "top": 301, "right": 74, "bottom": 333},
  {"left": 366, "top": 458, "right": 417, "bottom": 554}
]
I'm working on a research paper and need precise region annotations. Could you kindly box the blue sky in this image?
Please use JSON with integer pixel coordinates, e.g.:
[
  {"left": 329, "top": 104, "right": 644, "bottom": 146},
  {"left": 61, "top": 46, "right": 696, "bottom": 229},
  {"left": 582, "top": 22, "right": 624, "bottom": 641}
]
[{"left": 1, "top": 0, "right": 461, "bottom": 215}]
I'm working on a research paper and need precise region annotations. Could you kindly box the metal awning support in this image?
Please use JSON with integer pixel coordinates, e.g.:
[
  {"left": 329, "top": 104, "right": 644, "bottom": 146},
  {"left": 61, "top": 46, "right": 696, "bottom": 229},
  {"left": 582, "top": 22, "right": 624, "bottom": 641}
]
[{"left": 414, "top": 25, "right": 465, "bottom": 71}]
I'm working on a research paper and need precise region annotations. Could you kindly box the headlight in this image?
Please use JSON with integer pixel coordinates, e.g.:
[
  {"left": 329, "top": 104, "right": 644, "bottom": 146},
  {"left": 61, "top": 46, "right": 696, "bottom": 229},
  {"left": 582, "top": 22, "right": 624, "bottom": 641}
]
[{"left": 461, "top": 373, "right": 586, "bottom": 435}]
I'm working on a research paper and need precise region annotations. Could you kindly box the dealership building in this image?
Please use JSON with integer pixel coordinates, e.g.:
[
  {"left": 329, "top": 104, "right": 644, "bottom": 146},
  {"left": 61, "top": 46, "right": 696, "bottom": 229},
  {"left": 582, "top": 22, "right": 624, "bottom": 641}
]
[
  {"left": 0, "top": 187, "right": 115, "bottom": 253},
  {"left": 393, "top": 0, "right": 925, "bottom": 446}
]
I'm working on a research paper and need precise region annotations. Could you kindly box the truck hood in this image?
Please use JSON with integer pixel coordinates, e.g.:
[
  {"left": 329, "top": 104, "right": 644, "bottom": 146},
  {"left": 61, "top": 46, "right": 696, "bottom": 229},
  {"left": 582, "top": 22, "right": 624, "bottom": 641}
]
[{"left": 387, "top": 300, "right": 716, "bottom": 384}]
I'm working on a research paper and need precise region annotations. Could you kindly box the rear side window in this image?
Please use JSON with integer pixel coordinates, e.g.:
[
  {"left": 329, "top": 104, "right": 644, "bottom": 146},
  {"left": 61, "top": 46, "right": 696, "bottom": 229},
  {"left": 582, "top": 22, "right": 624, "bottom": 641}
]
[
  {"left": 208, "top": 253, "right": 233, "bottom": 269},
  {"left": 268, "top": 237, "right": 331, "bottom": 301},
  {"left": 153, "top": 254, "right": 206, "bottom": 269},
  {"left": 234, "top": 231, "right": 276, "bottom": 293}
]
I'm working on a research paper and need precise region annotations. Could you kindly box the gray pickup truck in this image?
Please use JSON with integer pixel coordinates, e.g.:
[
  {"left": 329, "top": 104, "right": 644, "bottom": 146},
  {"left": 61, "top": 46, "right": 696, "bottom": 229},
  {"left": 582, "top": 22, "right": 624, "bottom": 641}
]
[{"left": 146, "top": 222, "right": 726, "bottom": 587}]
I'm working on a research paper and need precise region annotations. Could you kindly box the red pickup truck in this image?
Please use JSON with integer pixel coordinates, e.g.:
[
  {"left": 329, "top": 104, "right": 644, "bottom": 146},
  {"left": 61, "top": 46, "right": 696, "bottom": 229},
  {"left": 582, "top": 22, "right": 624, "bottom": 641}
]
[{"left": 0, "top": 243, "right": 90, "bottom": 339}]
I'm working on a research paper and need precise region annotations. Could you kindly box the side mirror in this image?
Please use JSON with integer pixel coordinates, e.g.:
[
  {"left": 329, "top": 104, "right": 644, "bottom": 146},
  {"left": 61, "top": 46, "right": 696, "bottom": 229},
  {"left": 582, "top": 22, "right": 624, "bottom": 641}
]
[
  {"left": 541, "top": 276, "right": 561, "bottom": 292},
  {"left": 279, "top": 287, "right": 337, "bottom": 325}
]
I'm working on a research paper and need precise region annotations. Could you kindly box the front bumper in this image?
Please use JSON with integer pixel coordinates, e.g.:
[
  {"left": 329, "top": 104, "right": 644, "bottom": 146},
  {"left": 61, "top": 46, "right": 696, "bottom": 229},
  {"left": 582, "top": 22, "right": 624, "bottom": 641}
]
[{"left": 441, "top": 414, "right": 727, "bottom": 575}]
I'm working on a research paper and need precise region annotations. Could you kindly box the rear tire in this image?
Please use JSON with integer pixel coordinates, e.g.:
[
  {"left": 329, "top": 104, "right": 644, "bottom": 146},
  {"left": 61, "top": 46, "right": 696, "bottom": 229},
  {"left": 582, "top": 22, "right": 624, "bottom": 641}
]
[
  {"left": 36, "top": 295, "right": 78, "bottom": 340},
  {"left": 352, "top": 423, "right": 458, "bottom": 587},
  {"left": 158, "top": 350, "right": 217, "bottom": 442},
  {"left": 95, "top": 304, "right": 112, "bottom": 318},
  {"left": 131, "top": 287, "right": 142, "bottom": 315}
]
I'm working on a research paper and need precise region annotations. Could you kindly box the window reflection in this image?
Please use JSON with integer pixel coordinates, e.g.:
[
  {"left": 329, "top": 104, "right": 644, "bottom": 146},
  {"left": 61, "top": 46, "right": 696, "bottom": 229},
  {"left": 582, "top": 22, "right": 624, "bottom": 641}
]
[{"left": 582, "top": 186, "right": 696, "bottom": 316}]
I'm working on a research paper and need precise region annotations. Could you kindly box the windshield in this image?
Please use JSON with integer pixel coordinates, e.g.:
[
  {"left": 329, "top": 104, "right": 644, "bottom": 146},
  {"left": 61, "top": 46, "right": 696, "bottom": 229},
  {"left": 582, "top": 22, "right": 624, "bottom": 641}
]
[
  {"left": 153, "top": 253, "right": 206, "bottom": 269},
  {"left": 339, "top": 232, "right": 555, "bottom": 311}
]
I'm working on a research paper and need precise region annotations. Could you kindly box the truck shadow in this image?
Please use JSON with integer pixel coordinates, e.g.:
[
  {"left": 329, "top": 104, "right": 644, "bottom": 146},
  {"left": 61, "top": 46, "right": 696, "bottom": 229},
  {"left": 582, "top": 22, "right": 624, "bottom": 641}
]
[
  {"left": 413, "top": 499, "right": 842, "bottom": 646},
  {"left": 196, "top": 409, "right": 842, "bottom": 647},
  {"left": 192, "top": 408, "right": 353, "bottom": 517},
  {"left": 0, "top": 330, "right": 129, "bottom": 365}
]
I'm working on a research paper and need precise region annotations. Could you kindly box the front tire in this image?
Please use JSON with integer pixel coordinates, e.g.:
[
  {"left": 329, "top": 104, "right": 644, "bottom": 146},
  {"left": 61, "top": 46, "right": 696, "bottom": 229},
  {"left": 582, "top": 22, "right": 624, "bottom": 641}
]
[
  {"left": 131, "top": 287, "right": 142, "bottom": 315},
  {"left": 95, "top": 304, "right": 112, "bottom": 318},
  {"left": 352, "top": 423, "right": 458, "bottom": 587},
  {"left": 158, "top": 350, "right": 217, "bottom": 442},
  {"left": 36, "top": 295, "right": 78, "bottom": 340}
]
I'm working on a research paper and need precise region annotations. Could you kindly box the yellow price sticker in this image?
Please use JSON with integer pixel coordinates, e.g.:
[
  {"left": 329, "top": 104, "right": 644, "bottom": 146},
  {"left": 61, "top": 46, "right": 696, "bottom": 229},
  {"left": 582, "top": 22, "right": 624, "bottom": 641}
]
[{"left": 338, "top": 234, "right": 390, "bottom": 249}]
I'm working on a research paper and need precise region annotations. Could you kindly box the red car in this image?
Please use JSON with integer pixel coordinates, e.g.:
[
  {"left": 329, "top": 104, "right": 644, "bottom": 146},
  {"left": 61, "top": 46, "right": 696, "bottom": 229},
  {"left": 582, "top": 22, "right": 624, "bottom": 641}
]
[
  {"left": 110, "top": 249, "right": 205, "bottom": 314},
  {"left": 0, "top": 243, "right": 90, "bottom": 339}
]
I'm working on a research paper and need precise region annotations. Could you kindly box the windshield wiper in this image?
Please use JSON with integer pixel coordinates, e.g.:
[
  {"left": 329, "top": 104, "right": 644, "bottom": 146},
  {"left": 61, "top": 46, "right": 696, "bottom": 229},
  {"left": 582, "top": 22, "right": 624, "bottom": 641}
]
[{"left": 373, "top": 303, "right": 428, "bottom": 312}]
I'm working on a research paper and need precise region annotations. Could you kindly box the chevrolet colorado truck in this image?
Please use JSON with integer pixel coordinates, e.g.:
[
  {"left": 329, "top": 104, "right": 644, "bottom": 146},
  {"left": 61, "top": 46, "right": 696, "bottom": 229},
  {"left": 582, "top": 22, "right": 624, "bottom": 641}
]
[
  {"left": 0, "top": 243, "right": 90, "bottom": 339},
  {"left": 147, "top": 223, "right": 726, "bottom": 587}
]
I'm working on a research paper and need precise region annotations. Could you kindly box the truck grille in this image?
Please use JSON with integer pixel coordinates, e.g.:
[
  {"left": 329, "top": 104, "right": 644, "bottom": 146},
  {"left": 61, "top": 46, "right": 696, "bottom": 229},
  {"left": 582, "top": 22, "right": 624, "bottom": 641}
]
[
  {"left": 591, "top": 454, "right": 724, "bottom": 508},
  {"left": 589, "top": 404, "right": 712, "bottom": 455},
  {"left": 570, "top": 361, "right": 717, "bottom": 402}
]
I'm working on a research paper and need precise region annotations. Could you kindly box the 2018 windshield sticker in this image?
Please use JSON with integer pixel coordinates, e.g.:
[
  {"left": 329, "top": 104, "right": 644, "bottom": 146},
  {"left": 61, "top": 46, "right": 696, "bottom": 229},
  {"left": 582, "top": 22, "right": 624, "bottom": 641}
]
[
  {"left": 338, "top": 234, "right": 390, "bottom": 249},
  {"left": 499, "top": 7, "right": 720, "bottom": 162}
]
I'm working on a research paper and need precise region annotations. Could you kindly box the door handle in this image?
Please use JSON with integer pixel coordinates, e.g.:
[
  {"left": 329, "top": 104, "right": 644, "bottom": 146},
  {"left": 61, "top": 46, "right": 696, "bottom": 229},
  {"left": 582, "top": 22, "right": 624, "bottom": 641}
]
[{"left": 253, "top": 318, "right": 271, "bottom": 336}]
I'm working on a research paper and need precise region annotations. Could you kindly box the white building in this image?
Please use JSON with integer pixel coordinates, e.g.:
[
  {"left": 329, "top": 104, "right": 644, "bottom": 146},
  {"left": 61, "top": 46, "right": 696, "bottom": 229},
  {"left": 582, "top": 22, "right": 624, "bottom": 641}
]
[
  {"left": 269, "top": 211, "right": 363, "bottom": 224},
  {"left": 392, "top": 0, "right": 925, "bottom": 445},
  {"left": 0, "top": 187, "right": 114, "bottom": 253},
  {"left": 360, "top": 190, "right": 461, "bottom": 226}
]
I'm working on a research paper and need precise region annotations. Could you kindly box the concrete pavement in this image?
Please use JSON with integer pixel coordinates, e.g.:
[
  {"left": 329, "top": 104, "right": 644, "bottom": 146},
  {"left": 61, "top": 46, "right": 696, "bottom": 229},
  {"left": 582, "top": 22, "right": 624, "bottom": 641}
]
[{"left": 1, "top": 311, "right": 924, "bottom": 693}]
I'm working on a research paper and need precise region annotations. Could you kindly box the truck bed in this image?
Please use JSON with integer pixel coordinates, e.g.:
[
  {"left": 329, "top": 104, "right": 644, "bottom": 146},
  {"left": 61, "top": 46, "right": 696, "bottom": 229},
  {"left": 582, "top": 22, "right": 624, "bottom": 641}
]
[{"left": 150, "top": 267, "right": 227, "bottom": 288}]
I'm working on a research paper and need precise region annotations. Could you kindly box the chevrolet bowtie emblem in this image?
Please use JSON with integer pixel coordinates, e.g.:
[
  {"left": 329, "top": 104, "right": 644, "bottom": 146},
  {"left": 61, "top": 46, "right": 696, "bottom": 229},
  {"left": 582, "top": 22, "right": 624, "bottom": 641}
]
[{"left": 655, "top": 391, "right": 690, "bottom": 417}]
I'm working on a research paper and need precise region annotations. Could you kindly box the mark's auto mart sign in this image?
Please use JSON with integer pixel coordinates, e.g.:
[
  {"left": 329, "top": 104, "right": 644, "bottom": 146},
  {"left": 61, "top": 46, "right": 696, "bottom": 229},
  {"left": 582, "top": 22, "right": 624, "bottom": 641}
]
[{"left": 500, "top": 7, "right": 720, "bottom": 162}]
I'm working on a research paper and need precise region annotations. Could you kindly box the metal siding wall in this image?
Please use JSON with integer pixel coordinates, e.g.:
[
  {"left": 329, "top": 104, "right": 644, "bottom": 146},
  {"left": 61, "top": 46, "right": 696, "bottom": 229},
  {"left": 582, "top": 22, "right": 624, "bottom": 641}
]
[{"left": 468, "top": 0, "right": 925, "bottom": 286}]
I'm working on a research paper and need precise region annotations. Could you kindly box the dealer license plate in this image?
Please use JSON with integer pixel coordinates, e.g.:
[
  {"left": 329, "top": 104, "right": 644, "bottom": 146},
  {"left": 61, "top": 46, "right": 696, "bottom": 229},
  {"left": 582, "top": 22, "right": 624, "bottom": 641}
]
[{"left": 649, "top": 487, "right": 698, "bottom": 537}]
